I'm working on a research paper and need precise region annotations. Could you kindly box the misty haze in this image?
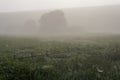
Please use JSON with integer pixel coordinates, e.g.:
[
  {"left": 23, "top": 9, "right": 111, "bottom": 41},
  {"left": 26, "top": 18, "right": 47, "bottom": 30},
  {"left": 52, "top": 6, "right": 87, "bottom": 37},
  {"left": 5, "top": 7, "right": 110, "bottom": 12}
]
[
  {"left": 0, "top": 5, "right": 120, "bottom": 37},
  {"left": 0, "top": 0, "right": 120, "bottom": 80}
]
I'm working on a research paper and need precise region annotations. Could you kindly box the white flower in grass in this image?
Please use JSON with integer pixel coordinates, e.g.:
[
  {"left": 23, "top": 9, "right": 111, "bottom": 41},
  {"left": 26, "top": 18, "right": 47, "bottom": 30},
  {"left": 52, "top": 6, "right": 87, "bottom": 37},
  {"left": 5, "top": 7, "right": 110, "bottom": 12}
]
[
  {"left": 96, "top": 67, "right": 104, "bottom": 73},
  {"left": 113, "top": 65, "right": 117, "bottom": 69},
  {"left": 5, "top": 44, "right": 9, "bottom": 47}
]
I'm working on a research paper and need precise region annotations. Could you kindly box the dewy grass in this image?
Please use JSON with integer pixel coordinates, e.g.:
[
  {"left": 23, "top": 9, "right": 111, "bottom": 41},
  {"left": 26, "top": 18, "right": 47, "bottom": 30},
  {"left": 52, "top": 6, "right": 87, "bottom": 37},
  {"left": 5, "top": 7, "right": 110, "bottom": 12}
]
[{"left": 0, "top": 35, "right": 120, "bottom": 80}]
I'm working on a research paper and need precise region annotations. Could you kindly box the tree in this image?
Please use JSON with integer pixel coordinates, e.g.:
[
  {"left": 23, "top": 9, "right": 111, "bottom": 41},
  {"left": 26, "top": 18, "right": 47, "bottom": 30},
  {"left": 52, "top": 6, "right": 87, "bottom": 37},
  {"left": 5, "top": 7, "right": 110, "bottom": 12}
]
[{"left": 39, "top": 10, "right": 67, "bottom": 35}]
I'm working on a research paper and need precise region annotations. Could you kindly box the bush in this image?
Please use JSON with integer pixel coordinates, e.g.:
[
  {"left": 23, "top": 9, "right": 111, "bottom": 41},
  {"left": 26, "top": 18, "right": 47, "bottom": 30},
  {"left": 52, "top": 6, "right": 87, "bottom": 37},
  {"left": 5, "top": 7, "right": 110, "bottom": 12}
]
[{"left": 0, "top": 61, "right": 32, "bottom": 80}]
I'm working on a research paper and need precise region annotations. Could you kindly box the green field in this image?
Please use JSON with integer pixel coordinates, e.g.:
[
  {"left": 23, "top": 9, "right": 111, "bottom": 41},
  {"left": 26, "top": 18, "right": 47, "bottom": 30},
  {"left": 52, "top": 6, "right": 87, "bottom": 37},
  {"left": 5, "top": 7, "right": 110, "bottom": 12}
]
[{"left": 0, "top": 35, "right": 120, "bottom": 80}]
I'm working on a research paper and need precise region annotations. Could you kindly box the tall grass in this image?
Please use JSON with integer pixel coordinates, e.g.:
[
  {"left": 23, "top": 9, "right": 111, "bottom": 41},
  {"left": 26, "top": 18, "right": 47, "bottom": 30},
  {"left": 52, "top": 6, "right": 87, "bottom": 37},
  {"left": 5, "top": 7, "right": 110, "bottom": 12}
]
[{"left": 0, "top": 35, "right": 120, "bottom": 80}]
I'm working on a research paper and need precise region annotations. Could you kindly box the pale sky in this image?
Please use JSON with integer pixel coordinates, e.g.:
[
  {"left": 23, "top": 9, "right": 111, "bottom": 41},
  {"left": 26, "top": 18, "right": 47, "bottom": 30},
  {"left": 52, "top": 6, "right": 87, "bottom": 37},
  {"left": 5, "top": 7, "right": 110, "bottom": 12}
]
[{"left": 0, "top": 0, "right": 120, "bottom": 12}]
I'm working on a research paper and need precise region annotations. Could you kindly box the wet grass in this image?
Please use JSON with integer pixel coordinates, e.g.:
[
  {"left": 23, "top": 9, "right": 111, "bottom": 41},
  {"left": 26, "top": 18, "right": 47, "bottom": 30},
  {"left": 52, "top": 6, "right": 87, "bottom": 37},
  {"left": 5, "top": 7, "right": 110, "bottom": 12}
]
[{"left": 0, "top": 35, "right": 120, "bottom": 80}]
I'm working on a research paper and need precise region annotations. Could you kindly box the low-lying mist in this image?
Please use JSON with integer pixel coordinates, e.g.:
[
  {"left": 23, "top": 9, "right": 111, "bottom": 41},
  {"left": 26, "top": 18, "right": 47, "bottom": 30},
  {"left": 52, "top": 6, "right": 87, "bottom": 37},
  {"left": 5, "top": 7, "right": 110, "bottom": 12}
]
[{"left": 0, "top": 5, "right": 120, "bottom": 38}]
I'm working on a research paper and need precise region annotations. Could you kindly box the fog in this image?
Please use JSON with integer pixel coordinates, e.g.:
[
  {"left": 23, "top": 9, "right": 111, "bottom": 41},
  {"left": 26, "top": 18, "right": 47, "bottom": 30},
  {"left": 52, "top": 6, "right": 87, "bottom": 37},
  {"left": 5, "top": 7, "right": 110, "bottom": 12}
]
[
  {"left": 0, "top": 5, "right": 120, "bottom": 37},
  {"left": 1, "top": 0, "right": 120, "bottom": 12}
]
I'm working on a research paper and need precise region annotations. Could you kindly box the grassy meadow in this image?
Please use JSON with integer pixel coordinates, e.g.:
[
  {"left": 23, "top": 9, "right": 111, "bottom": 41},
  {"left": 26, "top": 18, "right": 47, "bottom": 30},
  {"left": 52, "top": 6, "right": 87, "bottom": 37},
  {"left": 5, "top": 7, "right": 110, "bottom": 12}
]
[{"left": 0, "top": 35, "right": 120, "bottom": 80}]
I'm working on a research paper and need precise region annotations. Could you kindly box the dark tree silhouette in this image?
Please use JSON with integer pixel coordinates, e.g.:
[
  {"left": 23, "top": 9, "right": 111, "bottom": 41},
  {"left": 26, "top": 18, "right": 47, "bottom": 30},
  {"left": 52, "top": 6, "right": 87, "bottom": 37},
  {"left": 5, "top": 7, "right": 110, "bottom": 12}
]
[{"left": 39, "top": 10, "right": 67, "bottom": 34}]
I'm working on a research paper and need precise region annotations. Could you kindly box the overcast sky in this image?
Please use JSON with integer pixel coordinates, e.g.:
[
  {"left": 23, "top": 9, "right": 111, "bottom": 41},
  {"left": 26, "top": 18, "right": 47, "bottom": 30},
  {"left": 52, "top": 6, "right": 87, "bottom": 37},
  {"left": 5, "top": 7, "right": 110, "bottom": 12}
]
[{"left": 0, "top": 0, "right": 120, "bottom": 12}]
